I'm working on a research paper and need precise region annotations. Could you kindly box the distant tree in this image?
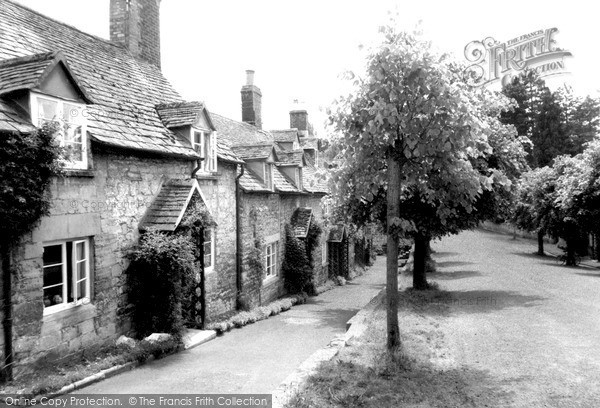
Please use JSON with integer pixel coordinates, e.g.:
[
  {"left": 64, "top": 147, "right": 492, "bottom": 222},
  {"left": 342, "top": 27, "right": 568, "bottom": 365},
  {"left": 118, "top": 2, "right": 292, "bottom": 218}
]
[{"left": 502, "top": 71, "right": 571, "bottom": 168}]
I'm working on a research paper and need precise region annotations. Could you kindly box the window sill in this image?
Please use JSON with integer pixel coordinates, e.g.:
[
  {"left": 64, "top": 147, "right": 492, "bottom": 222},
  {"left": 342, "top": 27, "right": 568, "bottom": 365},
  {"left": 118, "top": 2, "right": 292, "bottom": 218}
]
[
  {"left": 43, "top": 299, "right": 92, "bottom": 319},
  {"left": 63, "top": 169, "right": 94, "bottom": 178},
  {"left": 195, "top": 173, "right": 219, "bottom": 180},
  {"left": 262, "top": 275, "right": 280, "bottom": 286}
]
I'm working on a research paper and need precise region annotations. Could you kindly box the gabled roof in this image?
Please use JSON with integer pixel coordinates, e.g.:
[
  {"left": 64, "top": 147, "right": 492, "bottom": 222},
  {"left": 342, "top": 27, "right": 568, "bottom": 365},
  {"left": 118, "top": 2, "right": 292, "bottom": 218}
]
[
  {"left": 211, "top": 113, "right": 273, "bottom": 146},
  {"left": 0, "top": 0, "right": 198, "bottom": 159},
  {"left": 217, "top": 140, "right": 244, "bottom": 164},
  {"left": 156, "top": 101, "right": 215, "bottom": 130},
  {"left": 276, "top": 149, "right": 305, "bottom": 166},
  {"left": 302, "top": 164, "right": 329, "bottom": 194},
  {"left": 0, "top": 51, "right": 93, "bottom": 103},
  {"left": 328, "top": 225, "right": 347, "bottom": 243},
  {"left": 238, "top": 168, "right": 274, "bottom": 193},
  {"left": 232, "top": 144, "right": 277, "bottom": 161},
  {"left": 271, "top": 129, "right": 299, "bottom": 143},
  {"left": 291, "top": 208, "right": 313, "bottom": 238},
  {"left": 301, "top": 137, "right": 319, "bottom": 150},
  {"left": 273, "top": 167, "right": 298, "bottom": 193},
  {"left": 139, "top": 179, "right": 213, "bottom": 232},
  {"left": 0, "top": 99, "right": 35, "bottom": 133}
]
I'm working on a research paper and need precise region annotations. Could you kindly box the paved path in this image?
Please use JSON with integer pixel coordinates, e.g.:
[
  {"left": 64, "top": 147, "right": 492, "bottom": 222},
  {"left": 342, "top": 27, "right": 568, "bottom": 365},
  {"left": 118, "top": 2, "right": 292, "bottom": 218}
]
[
  {"left": 425, "top": 229, "right": 600, "bottom": 408},
  {"left": 74, "top": 258, "right": 386, "bottom": 394}
]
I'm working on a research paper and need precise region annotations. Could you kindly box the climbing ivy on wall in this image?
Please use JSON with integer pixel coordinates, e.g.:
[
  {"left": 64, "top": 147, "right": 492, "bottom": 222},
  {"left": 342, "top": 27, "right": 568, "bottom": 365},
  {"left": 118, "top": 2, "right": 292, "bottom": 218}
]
[{"left": 282, "top": 224, "right": 314, "bottom": 295}]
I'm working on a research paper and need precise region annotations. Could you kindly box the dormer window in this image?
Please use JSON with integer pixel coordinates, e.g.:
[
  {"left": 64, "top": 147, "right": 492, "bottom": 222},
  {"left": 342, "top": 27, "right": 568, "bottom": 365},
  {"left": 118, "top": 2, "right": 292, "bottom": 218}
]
[
  {"left": 192, "top": 129, "right": 217, "bottom": 173},
  {"left": 30, "top": 93, "right": 87, "bottom": 170},
  {"left": 295, "top": 168, "right": 303, "bottom": 190},
  {"left": 264, "top": 163, "right": 273, "bottom": 191}
]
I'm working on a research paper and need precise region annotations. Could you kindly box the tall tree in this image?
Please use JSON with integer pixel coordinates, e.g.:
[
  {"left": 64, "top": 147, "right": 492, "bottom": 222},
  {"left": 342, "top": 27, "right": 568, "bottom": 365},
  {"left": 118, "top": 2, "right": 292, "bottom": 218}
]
[
  {"left": 327, "top": 25, "right": 515, "bottom": 346},
  {"left": 502, "top": 71, "right": 570, "bottom": 168}
]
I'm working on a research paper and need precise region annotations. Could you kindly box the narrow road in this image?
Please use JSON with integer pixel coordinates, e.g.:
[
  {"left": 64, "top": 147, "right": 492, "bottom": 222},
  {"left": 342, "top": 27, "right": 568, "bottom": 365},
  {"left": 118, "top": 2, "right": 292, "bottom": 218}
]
[
  {"left": 427, "top": 229, "right": 600, "bottom": 408},
  {"left": 74, "top": 259, "right": 386, "bottom": 394}
]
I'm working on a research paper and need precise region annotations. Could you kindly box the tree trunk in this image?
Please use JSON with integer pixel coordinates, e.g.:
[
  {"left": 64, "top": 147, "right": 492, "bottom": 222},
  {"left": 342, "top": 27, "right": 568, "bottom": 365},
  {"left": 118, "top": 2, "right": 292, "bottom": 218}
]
[
  {"left": 413, "top": 235, "right": 429, "bottom": 290},
  {"left": 1, "top": 244, "right": 13, "bottom": 382},
  {"left": 565, "top": 238, "right": 577, "bottom": 266},
  {"left": 595, "top": 232, "right": 600, "bottom": 261},
  {"left": 386, "top": 156, "right": 400, "bottom": 350},
  {"left": 537, "top": 230, "right": 545, "bottom": 256}
]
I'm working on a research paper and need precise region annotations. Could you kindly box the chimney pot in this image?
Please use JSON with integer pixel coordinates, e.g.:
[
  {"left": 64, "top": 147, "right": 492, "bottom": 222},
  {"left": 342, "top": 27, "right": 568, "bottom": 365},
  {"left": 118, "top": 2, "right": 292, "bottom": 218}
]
[{"left": 246, "top": 70, "right": 255, "bottom": 86}]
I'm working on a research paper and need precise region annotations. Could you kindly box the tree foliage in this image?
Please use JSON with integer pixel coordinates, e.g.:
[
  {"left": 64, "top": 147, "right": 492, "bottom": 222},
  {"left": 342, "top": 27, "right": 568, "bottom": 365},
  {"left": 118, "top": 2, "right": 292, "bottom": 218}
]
[
  {"left": 327, "top": 26, "right": 528, "bottom": 289},
  {"left": 502, "top": 71, "right": 600, "bottom": 168},
  {"left": 282, "top": 224, "right": 314, "bottom": 295},
  {"left": 0, "top": 124, "right": 62, "bottom": 242},
  {"left": 127, "top": 230, "right": 197, "bottom": 339}
]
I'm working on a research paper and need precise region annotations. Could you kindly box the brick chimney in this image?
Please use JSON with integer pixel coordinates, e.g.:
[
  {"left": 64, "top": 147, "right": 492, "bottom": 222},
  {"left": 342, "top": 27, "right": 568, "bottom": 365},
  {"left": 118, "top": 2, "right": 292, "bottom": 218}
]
[
  {"left": 110, "top": 0, "right": 161, "bottom": 68},
  {"left": 290, "top": 108, "right": 308, "bottom": 132},
  {"left": 241, "top": 70, "right": 262, "bottom": 129}
]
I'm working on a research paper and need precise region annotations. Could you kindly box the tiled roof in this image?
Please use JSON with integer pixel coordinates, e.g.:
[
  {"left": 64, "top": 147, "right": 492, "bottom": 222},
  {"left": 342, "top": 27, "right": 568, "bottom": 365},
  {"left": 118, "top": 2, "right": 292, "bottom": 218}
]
[
  {"left": 231, "top": 144, "right": 276, "bottom": 161},
  {"left": 271, "top": 129, "right": 298, "bottom": 143},
  {"left": 156, "top": 101, "right": 208, "bottom": 129},
  {"left": 301, "top": 137, "right": 319, "bottom": 150},
  {"left": 211, "top": 113, "right": 273, "bottom": 146},
  {"left": 238, "top": 168, "right": 273, "bottom": 193},
  {"left": 276, "top": 149, "right": 305, "bottom": 166},
  {"left": 0, "top": 99, "right": 36, "bottom": 133},
  {"left": 139, "top": 179, "right": 211, "bottom": 232},
  {"left": 327, "top": 225, "right": 347, "bottom": 243},
  {"left": 302, "top": 164, "right": 329, "bottom": 194},
  {"left": 273, "top": 167, "right": 298, "bottom": 193},
  {"left": 0, "top": 0, "right": 199, "bottom": 159},
  {"left": 291, "top": 208, "right": 313, "bottom": 238},
  {"left": 217, "top": 140, "right": 243, "bottom": 164}
]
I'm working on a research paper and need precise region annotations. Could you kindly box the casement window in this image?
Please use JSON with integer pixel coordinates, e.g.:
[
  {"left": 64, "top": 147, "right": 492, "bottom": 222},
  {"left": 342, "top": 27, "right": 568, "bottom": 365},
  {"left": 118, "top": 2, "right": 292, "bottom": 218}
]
[
  {"left": 192, "top": 129, "right": 217, "bottom": 173},
  {"left": 30, "top": 93, "right": 88, "bottom": 170},
  {"left": 42, "top": 238, "right": 91, "bottom": 315},
  {"left": 265, "top": 241, "right": 280, "bottom": 280},
  {"left": 264, "top": 163, "right": 273, "bottom": 191},
  {"left": 203, "top": 228, "right": 215, "bottom": 272},
  {"left": 295, "top": 168, "right": 303, "bottom": 190},
  {"left": 293, "top": 141, "right": 300, "bottom": 150}
]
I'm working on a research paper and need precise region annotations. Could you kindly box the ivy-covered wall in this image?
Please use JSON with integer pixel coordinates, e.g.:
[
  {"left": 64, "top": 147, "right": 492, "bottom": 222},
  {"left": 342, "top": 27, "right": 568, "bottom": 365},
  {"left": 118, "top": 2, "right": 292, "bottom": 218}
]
[
  {"left": 7, "top": 145, "right": 192, "bottom": 377},
  {"left": 238, "top": 192, "right": 328, "bottom": 307}
]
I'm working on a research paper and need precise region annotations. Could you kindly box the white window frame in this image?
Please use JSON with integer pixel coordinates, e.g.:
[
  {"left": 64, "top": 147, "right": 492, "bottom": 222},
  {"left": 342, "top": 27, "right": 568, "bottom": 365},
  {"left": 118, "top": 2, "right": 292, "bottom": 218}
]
[
  {"left": 191, "top": 128, "right": 217, "bottom": 173},
  {"left": 42, "top": 238, "right": 91, "bottom": 316},
  {"left": 264, "top": 163, "right": 274, "bottom": 191},
  {"left": 203, "top": 228, "right": 215, "bottom": 273},
  {"left": 30, "top": 92, "right": 88, "bottom": 170},
  {"left": 264, "top": 240, "right": 280, "bottom": 281}
]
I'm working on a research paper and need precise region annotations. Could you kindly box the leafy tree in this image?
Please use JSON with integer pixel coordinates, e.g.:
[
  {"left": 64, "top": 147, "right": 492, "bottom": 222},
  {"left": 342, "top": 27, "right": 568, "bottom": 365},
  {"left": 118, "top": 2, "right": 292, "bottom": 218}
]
[
  {"left": 327, "top": 24, "right": 524, "bottom": 347},
  {"left": 0, "top": 124, "right": 62, "bottom": 382},
  {"left": 502, "top": 71, "right": 570, "bottom": 168}
]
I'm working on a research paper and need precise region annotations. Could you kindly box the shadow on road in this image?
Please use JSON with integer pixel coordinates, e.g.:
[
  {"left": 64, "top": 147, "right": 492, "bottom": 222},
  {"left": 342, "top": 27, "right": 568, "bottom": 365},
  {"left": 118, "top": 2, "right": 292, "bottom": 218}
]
[
  {"left": 435, "top": 260, "right": 474, "bottom": 268},
  {"left": 397, "top": 289, "right": 546, "bottom": 316},
  {"left": 431, "top": 251, "right": 459, "bottom": 258},
  {"left": 428, "top": 270, "right": 482, "bottom": 280},
  {"left": 510, "top": 251, "right": 548, "bottom": 259},
  {"left": 576, "top": 272, "right": 600, "bottom": 278}
]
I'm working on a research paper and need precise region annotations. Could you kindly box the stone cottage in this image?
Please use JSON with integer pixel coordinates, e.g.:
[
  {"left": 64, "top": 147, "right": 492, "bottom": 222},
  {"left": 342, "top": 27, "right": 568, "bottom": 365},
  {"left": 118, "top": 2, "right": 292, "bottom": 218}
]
[
  {"left": 212, "top": 72, "right": 330, "bottom": 306},
  {"left": 0, "top": 0, "right": 242, "bottom": 376}
]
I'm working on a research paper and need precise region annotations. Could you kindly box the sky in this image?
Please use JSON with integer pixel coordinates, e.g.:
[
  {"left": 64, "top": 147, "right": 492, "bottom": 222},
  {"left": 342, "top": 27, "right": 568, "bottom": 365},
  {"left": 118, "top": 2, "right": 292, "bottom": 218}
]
[{"left": 13, "top": 0, "right": 600, "bottom": 135}]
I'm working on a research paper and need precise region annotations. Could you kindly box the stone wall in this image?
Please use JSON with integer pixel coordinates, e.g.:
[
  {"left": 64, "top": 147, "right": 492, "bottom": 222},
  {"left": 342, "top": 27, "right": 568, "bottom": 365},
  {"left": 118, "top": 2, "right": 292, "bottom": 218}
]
[
  {"left": 238, "top": 192, "right": 327, "bottom": 306},
  {"left": 195, "top": 164, "right": 238, "bottom": 321},
  {"left": 6, "top": 145, "right": 193, "bottom": 376}
]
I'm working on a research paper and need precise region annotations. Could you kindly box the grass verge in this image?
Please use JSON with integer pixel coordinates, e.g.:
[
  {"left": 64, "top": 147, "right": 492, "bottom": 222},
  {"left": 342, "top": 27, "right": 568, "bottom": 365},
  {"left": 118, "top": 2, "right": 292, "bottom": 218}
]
[{"left": 285, "top": 286, "right": 507, "bottom": 408}]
